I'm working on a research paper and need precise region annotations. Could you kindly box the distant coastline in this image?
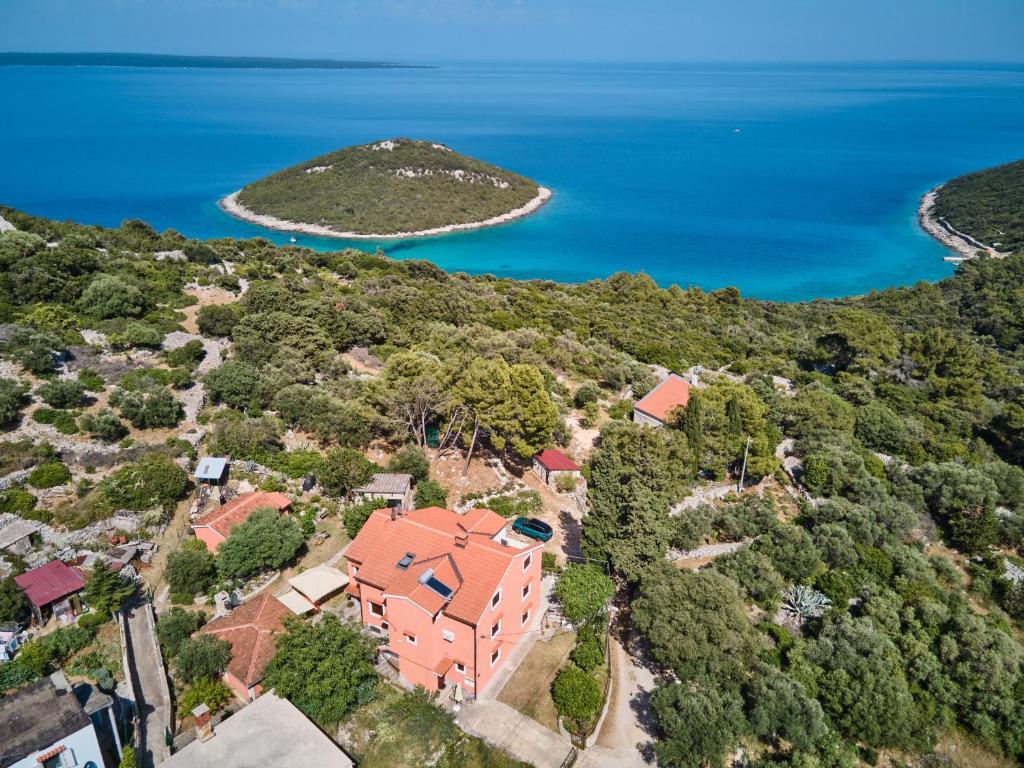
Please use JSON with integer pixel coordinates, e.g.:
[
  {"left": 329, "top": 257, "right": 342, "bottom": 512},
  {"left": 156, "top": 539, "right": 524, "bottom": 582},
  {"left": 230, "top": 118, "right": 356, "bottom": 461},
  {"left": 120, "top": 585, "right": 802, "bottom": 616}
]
[
  {"left": 219, "top": 186, "right": 552, "bottom": 240},
  {"left": 918, "top": 185, "right": 1007, "bottom": 261},
  {"left": 0, "top": 52, "right": 427, "bottom": 70}
]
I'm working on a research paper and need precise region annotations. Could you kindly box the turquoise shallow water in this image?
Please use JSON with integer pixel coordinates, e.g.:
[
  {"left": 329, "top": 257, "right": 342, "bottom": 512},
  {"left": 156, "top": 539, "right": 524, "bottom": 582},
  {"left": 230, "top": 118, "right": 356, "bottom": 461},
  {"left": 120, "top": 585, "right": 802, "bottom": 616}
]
[{"left": 1, "top": 61, "right": 1023, "bottom": 300}]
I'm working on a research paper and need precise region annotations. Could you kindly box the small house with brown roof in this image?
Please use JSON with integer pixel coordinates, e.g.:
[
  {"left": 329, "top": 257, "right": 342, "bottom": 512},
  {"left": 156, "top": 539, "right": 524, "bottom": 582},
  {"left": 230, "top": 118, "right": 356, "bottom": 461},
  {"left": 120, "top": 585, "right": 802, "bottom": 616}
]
[
  {"left": 192, "top": 491, "right": 292, "bottom": 553},
  {"left": 344, "top": 506, "right": 543, "bottom": 697},
  {"left": 633, "top": 373, "right": 691, "bottom": 427},
  {"left": 197, "top": 592, "right": 291, "bottom": 702}
]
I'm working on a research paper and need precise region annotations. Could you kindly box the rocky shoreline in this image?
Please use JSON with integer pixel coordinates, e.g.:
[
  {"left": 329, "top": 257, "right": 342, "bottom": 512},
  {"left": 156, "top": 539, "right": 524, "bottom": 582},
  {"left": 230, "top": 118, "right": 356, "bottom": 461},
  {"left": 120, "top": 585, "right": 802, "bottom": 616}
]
[
  {"left": 219, "top": 185, "right": 552, "bottom": 240},
  {"left": 918, "top": 185, "right": 1006, "bottom": 260}
]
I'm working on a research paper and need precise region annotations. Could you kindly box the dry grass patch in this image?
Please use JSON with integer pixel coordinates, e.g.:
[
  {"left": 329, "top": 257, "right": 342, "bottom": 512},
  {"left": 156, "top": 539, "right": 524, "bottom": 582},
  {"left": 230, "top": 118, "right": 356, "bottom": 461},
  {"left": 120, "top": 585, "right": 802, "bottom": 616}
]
[{"left": 496, "top": 630, "right": 576, "bottom": 731}]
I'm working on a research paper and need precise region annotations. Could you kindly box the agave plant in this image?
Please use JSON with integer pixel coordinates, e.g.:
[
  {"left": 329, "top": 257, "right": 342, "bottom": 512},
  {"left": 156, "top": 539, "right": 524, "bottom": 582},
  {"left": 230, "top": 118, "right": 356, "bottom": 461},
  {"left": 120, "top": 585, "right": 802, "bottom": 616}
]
[{"left": 782, "top": 585, "right": 832, "bottom": 622}]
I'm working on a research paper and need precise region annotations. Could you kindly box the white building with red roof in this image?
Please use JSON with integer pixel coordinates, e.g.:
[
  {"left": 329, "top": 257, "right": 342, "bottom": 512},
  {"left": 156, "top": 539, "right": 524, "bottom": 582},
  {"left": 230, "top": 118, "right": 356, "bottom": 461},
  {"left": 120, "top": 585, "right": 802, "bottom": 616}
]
[
  {"left": 343, "top": 506, "right": 543, "bottom": 697},
  {"left": 532, "top": 448, "right": 582, "bottom": 486},
  {"left": 633, "top": 373, "right": 691, "bottom": 427}
]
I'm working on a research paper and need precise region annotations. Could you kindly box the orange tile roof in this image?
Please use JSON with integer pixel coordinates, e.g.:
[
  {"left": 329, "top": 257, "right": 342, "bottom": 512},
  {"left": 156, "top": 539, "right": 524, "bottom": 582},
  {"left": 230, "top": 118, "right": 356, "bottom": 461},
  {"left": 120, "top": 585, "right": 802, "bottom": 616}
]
[
  {"left": 193, "top": 491, "right": 291, "bottom": 540},
  {"left": 634, "top": 374, "right": 691, "bottom": 423},
  {"left": 345, "top": 507, "right": 539, "bottom": 625},
  {"left": 199, "top": 592, "right": 291, "bottom": 687}
]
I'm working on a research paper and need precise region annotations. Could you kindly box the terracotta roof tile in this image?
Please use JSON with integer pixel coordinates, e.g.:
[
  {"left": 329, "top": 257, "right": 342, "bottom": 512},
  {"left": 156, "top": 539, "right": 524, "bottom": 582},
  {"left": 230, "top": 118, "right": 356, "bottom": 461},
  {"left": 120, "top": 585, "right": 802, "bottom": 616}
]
[
  {"left": 634, "top": 374, "right": 691, "bottom": 423},
  {"left": 199, "top": 593, "right": 291, "bottom": 687},
  {"left": 346, "top": 507, "right": 539, "bottom": 625},
  {"left": 193, "top": 491, "right": 291, "bottom": 540}
]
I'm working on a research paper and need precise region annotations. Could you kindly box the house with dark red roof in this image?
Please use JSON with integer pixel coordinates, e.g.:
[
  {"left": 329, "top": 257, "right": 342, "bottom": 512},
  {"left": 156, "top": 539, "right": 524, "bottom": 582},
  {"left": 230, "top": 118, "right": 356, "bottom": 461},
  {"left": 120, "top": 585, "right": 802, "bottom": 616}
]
[
  {"left": 633, "top": 373, "right": 691, "bottom": 427},
  {"left": 14, "top": 560, "right": 86, "bottom": 626},
  {"left": 532, "top": 449, "right": 582, "bottom": 486},
  {"left": 197, "top": 592, "right": 291, "bottom": 701},
  {"left": 192, "top": 491, "right": 292, "bottom": 553},
  {"left": 343, "top": 506, "right": 543, "bottom": 697}
]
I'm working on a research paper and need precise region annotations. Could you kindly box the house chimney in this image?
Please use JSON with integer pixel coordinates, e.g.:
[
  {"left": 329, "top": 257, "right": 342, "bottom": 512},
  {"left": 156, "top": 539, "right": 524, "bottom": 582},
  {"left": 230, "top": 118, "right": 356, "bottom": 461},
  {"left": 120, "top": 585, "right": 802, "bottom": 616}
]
[
  {"left": 454, "top": 534, "right": 468, "bottom": 548},
  {"left": 193, "top": 704, "right": 213, "bottom": 742}
]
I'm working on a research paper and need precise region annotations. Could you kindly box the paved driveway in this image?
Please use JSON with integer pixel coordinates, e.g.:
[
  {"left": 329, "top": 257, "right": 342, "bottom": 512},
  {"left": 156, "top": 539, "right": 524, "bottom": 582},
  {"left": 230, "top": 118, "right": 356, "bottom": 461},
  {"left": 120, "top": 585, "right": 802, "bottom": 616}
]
[{"left": 123, "top": 602, "right": 172, "bottom": 767}]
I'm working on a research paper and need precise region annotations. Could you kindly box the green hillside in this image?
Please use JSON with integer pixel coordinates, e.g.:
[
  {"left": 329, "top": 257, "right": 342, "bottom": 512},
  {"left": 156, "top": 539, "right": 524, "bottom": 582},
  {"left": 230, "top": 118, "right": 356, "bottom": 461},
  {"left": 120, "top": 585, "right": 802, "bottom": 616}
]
[
  {"left": 933, "top": 158, "right": 1024, "bottom": 253},
  {"left": 234, "top": 138, "right": 542, "bottom": 235}
]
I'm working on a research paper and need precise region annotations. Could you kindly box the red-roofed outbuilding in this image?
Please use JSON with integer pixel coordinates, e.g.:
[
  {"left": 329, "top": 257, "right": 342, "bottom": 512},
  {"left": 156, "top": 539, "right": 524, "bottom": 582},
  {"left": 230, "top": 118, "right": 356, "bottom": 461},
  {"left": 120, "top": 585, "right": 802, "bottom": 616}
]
[
  {"left": 14, "top": 560, "right": 86, "bottom": 625},
  {"left": 532, "top": 449, "right": 582, "bottom": 486}
]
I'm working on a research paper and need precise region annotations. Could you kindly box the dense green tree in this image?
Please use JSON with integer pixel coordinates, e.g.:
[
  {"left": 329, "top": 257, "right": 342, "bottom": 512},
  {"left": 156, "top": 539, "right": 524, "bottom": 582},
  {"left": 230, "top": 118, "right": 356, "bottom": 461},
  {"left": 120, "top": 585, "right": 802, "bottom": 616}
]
[
  {"left": 414, "top": 479, "right": 448, "bottom": 509},
  {"left": 217, "top": 507, "right": 304, "bottom": 579},
  {"left": 910, "top": 462, "right": 999, "bottom": 552},
  {"left": 156, "top": 607, "right": 206, "bottom": 658},
  {"left": 633, "top": 566, "right": 760, "bottom": 686},
  {"left": 204, "top": 359, "right": 260, "bottom": 411},
  {"left": 0, "top": 378, "right": 28, "bottom": 426},
  {"left": 784, "top": 388, "right": 856, "bottom": 439},
  {"left": 262, "top": 615, "right": 377, "bottom": 725},
  {"left": 583, "top": 421, "right": 692, "bottom": 578},
  {"left": 78, "top": 274, "right": 146, "bottom": 319},
  {"left": 343, "top": 499, "right": 383, "bottom": 538},
  {"left": 0, "top": 576, "right": 30, "bottom": 623},
  {"left": 166, "top": 539, "right": 217, "bottom": 597},
  {"left": 554, "top": 563, "right": 615, "bottom": 625},
  {"left": 388, "top": 445, "right": 430, "bottom": 484},
  {"left": 713, "top": 547, "right": 785, "bottom": 607},
  {"left": 677, "top": 393, "right": 704, "bottom": 462},
  {"left": 110, "top": 385, "right": 183, "bottom": 428},
  {"left": 652, "top": 681, "right": 746, "bottom": 768},
  {"left": 174, "top": 635, "right": 231, "bottom": 683},
  {"left": 35, "top": 379, "right": 85, "bottom": 409},
  {"left": 790, "top": 615, "right": 916, "bottom": 748},
  {"left": 752, "top": 524, "right": 823, "bottom": 584},
  {"left": 78, "top": 408, "right": 129, "bottom": 442},
  {"left": 82, "top": 561, "right": 135, "bottom": 616},
  {"left": 318, "top": 447, "right": 376, "bottom": 497},
  {"left": 551, "top": 664, "right": 603, "bottom": 724},
  {"left": 743, "top": 664, "right": 826, "bottom": 751},
  {"left": 197, "top": 303, "right": 241, "bottom": 337}
]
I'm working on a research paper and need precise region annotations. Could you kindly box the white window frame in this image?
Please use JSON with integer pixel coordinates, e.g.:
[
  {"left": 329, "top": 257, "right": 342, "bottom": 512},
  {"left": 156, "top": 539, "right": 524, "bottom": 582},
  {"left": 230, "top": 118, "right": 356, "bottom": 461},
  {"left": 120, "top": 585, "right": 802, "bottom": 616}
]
[
  {"left": 455, "top": 661, "right": 466, "bottom": 674},
  {"left": 490, "top": 648, "right": 501, "bottom": 666},
  {"left": 405, "top": 632, "right": 417, "bottom": 645},
  {"left": 369, "top": 601, "right": 385, "bottom": 617},
  {"left": 491, "top": 589, "right": 501, "bottom": 609},
  {"left": 522, "top": 582, "right": 531, "bottom": 600},
  {"left": 491, "top": 619, "right": 501, "bottom": 638},
  {"left": 442, "top": 629, "right": 455, "bottom": 642},
  {"left": 523, "top": 554, "right": 532, "bottom": 571}
]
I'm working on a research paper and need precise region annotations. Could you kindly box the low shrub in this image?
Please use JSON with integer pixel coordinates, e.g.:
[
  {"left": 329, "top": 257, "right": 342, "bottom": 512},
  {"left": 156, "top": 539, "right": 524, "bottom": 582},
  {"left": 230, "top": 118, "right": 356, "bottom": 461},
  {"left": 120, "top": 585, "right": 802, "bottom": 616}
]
[
  {"left": 179, "top": 676, "right": 232, "bottom": 714},
  {"left": 551, "top": 664, "right": 603, "bottom": 725},
  {"left": 571, "top": 636, "right": 604, "bottom": 672},
  {"left": 27, "top": 461, "right": 72, "bottom": 489},
  {"left": 31, "top": 408, "right": 78, "bottom": 434},
  {"left": 0, "top": 488, "right": 37, "bottom": 515}
]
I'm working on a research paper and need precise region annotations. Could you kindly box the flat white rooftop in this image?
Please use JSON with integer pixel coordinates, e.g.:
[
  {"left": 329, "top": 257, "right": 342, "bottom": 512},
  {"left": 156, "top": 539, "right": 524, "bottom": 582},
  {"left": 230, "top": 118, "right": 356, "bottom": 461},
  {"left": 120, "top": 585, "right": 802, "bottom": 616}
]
[{"left": 161, "top": 692, "right": 353, "bottom": 768}]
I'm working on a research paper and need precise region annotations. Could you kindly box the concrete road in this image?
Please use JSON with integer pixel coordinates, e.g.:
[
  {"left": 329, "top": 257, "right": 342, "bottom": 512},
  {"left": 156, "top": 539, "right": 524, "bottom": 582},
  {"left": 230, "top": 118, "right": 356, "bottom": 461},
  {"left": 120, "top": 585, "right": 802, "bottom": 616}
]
[{"left": 123, "top": 602, "right": 172, "bottom": 767}]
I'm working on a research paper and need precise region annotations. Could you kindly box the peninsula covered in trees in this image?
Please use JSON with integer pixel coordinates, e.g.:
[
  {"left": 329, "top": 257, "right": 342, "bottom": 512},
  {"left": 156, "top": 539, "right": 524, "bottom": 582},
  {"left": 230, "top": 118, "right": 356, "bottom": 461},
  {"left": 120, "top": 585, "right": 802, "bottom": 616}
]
[
  {"left": 925, "top": 157, "right": 1024, "bottom": 256},
  {"left": 221, "top": 138, "right": 551, "bottom": 239}
]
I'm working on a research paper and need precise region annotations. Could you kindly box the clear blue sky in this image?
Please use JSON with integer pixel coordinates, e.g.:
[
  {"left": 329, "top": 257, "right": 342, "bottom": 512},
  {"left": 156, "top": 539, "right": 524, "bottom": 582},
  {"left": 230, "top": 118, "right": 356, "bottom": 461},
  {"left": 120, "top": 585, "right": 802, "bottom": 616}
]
[{"left": 2, "top": 0, "right": 1022, "bottom": 63}]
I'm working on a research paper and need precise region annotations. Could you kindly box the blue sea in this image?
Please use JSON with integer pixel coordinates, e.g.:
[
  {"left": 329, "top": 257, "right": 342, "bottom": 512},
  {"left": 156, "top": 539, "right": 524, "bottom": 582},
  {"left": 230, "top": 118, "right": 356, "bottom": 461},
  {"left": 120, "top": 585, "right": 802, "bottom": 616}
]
[{"left": 1, "top": 61, "right": 1023, "bottom": 301}]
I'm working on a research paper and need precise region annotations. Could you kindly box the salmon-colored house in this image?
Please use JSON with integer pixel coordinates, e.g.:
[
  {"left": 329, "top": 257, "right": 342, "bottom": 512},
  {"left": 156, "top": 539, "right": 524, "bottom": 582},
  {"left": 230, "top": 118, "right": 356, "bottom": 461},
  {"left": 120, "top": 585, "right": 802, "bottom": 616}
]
[
  {"left": 197, "top": 592, "right": 291, "bottom": 701},
  {"left": 344, "top": 506, "right": 543, "bottom": 698},
  {"left": 192, "top": 491, "right": 292, "bottom": 552}
]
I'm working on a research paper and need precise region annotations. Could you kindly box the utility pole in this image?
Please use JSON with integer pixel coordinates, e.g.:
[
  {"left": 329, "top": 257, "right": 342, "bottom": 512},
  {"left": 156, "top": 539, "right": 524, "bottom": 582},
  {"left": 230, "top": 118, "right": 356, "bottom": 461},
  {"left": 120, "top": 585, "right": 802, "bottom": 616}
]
[{"left": 737, "top": 435, "right": 752, "bottom": 493}]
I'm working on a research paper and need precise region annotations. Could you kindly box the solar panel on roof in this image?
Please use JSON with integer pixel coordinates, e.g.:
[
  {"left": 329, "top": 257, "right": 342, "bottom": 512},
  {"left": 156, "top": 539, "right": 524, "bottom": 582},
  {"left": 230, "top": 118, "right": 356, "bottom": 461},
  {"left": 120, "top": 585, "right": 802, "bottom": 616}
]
[{"left": 425, "top": 576, "right": 453, "bottom": 600}]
